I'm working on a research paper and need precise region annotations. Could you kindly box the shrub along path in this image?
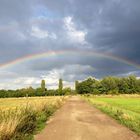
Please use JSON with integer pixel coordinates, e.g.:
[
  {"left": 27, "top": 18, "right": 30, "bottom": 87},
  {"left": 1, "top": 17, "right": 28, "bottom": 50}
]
[{"left": 35, "top": 96, "right": 140, "bottom": 140}]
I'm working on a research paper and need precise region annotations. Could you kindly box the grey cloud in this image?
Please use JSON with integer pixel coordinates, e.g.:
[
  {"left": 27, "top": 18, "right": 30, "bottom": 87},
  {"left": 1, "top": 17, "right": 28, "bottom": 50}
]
[
  {"left": 0, "top": 0, "right": 35, "bottom": 22},
  {"left": 0, "top": 0, "right": 140, "bottom": 89}
]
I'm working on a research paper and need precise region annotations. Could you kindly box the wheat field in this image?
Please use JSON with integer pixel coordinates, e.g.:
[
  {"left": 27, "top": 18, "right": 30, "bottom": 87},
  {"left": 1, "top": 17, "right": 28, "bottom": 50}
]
[{"left": 0, "top": 96, "right": 67, "bottom": 140}]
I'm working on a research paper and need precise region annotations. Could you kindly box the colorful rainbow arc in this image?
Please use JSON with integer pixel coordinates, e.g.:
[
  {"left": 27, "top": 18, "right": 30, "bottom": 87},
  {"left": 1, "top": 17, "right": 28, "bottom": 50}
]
[{"left": 0, "top": 50, "right": 140, "bottom": 69}]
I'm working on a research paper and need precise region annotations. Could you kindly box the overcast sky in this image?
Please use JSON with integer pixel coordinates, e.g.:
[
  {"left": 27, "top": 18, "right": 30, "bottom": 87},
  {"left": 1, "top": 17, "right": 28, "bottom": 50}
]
[{"left": 0, "top": 0, "right": 140, "bottom": 89}]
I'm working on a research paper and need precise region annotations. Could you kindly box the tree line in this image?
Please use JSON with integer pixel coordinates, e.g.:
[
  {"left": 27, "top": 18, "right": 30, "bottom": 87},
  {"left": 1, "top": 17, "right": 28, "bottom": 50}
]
[
  {"left": 0, "top": 75, "right": 140, "bottom": 98},
  {"left": 76, "top": 75, "right": 140, "bottom": 94},
  {"left": 0, "top": 78, "right": 73, "bottom": 98}
]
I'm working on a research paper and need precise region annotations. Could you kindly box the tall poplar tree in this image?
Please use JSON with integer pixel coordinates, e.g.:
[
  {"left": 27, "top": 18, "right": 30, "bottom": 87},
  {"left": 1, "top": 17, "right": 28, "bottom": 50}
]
[
  {"left": 59, "top": 78, "right": 63, "bottom": 95},
  {"left": 75, "top": 80, "right": 79, "bottom": 93},
  {"left": 41, "top": 80, "right": 46, "bottom": 92}
]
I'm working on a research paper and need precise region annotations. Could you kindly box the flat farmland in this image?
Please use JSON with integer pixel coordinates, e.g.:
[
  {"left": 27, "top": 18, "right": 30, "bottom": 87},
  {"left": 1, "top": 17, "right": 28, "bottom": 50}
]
[
  {"left": 84, "top": 95, "right": 140, "bottom": 135},
  {"left": 0, "top": 96, "right": 63, "bottom": 110},
  {"left": 0, "top": 96, "right": 66, "bottom": 140}
]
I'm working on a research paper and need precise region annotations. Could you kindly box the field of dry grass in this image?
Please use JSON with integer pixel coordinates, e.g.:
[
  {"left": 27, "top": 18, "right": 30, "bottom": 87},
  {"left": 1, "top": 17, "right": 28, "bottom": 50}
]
[{"left": 0, "top": 96, "right": 67, "bottom": 140}]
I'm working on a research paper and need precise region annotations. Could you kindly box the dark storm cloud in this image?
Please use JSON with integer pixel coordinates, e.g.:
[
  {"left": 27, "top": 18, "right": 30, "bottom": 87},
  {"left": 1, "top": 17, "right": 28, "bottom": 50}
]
[
  {"left": 0, "top": 0, "right": 140, "bottom": 89},
  {"left": 0, "top": 0, "right": 35, "bottom": 22},
  {"left": 38, "top": 0, "right": 140, "bottom": 62}
]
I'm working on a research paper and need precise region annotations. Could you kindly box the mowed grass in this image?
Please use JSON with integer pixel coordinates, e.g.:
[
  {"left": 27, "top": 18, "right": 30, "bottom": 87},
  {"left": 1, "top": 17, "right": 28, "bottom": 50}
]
[
  {"left": 0, "top": 96, "right": 67, "bottom": 140},
  {"left": 83, "top": 95, "right": 140, "bottom": 135},
  {"left": 93, "top": 97, "right": 140, "bottom": 113}
]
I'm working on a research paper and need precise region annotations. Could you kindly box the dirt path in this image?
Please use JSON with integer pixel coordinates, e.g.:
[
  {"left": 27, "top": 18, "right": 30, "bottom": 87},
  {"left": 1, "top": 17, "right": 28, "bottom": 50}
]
[{"left": 35, "top": 96, "right": 140, "bottom": 140}]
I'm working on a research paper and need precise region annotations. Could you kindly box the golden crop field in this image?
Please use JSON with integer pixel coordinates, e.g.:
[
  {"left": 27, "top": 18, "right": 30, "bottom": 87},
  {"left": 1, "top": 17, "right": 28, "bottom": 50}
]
[
  {"left": 0, "top": 96, "right": 63, "bottom": 110},
  {"left": 0, "top": 96, "right": 67, "bottom": 140}
]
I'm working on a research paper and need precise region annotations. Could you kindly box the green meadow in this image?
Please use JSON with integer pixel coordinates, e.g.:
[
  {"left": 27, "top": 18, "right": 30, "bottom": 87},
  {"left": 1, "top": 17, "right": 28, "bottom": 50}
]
[{"left": 83, "top": 95, "right": 140, "bottom": 135}]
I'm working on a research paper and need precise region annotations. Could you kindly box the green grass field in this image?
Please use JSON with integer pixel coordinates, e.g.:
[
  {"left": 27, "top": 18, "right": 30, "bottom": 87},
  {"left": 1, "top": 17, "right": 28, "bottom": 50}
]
[{"left": 83, "top": 95, "right": 140, "bottom": 135}]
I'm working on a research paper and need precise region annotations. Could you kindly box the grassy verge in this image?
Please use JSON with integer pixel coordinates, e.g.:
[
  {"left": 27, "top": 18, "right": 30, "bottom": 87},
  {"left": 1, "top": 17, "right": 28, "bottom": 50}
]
[
  {"left": 0, "top": 96, "right": 67, "bottom": 140},
  {"left": 83, "top": 95, "right": 140, "bottom": 135}
]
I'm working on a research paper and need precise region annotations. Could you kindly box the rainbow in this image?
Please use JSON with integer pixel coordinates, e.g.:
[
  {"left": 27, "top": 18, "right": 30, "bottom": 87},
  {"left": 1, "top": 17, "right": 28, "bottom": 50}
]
[{"left": 0, "top": 49, "right": 140, "bottom": 69}]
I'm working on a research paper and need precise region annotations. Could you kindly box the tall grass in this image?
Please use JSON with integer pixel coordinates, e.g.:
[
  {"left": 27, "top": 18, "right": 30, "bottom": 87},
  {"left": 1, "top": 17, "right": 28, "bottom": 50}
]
[{"left": 0, "top": 96, "right": 66, "bottom": 140}]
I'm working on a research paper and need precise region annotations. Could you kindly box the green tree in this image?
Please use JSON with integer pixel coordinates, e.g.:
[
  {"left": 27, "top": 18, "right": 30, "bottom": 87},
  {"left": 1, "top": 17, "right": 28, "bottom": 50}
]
[
  {"left": 77, "top": 77, "right": 96, "bottom": 94},
  {"left": 101, "top": 76, "right": 119, "bottom": 94},
  {"left": 92, "top": 80, "right": 102, "bottom": 94},
  {"left": 36, "top": 88, "right": 45, "bottom": 96},
  {"left": 63, "top": 87, "right": 71, "bottom": 95},
  {"left": 41, "top": 80, "right": 46, "bottom": 92},
  {"left": 26, "top": 86, "right": 35, "bottom": 97},
  {"left": 137, "top": 79, "right": 140, "bottom": 92},
  {"left": 75, "top": 80, "right": 79, "bottom": 93},
  {"left": 59, "top": 78, "right": 63, "bottom": 95},
  {"left": 127, "top": 75, "right": 138, "bottom": 93},
  {"left": 118, "top": 77, "right": 129, "bottom": 93}
]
